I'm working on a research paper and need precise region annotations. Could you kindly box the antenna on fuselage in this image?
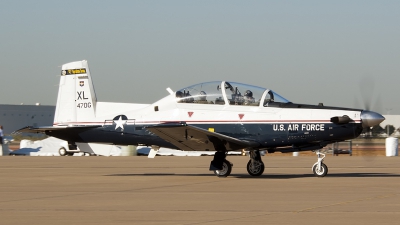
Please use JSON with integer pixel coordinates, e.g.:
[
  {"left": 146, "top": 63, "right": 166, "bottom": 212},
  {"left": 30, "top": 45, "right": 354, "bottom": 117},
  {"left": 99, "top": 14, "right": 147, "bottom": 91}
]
[{"left": 166, "top": 87, "right": 174, "bottom": 95}]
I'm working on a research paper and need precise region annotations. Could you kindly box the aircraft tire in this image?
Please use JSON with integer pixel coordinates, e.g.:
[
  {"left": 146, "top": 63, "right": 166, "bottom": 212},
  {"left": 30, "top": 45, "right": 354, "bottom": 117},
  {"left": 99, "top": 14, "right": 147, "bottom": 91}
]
[
  {"left": 59, "top": 147, "right": 67, "bottom": 156},
  {"left": 312, "top": 163, "right": 328, "bottom": 177},
  {"left": 213, "top": 160, "right": 232, "bottom": 177},
  {"left": 246, "top": 160, "right": 265, "bottom": 176}
]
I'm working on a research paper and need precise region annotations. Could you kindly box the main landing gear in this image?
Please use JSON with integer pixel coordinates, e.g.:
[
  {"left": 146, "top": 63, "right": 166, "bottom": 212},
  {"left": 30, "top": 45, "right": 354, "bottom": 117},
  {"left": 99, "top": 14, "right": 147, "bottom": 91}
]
[
  {"left": 312, "top": 150, "right": 328, "bottom": 177},
  {"left": 210, "top": 151, "right": 232, "bottom": 177},
  {"left": 210, "top": 150, "right": 265, "bottom": 177},
  {"left": 247, "top": 150, "right": 265, "bottom": 176},
  {"left": 213, "top": 160, "right": 232, "bottom": 177}
]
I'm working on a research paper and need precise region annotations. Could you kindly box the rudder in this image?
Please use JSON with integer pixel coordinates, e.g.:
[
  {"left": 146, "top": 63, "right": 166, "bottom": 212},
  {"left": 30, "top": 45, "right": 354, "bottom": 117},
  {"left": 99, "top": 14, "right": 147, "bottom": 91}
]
[{"left": 54, "top": 60, "right": 97, "bottom": 125}]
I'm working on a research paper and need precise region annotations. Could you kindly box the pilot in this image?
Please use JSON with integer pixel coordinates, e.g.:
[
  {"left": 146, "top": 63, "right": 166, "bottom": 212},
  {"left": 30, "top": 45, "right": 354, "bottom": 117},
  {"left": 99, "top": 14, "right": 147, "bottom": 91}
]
[
  {"left": 176, "top": 91, "right": 183, "bottom": 98},
  {"left": 176, "top": 91, "right": 184, "bottom": 103},
  {"left": 195, "top": 91, "right": 209, "bottom": 104},
  {"left": 199, "top": 91, "right": 207, "bottom": 101},
  {"left": 243, "top": 90, "right": 255, "bottom": 105},
  {"left": 176, "top": 90, "right": 194, "bottom": 103},
  {"left": 184, "top": 91, "right": 194, "bottom": 103}
]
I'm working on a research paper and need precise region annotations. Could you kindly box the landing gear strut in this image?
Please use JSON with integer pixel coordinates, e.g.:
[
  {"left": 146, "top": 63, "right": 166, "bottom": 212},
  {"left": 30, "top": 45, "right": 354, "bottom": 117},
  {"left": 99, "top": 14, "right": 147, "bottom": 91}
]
[
  {"left": 210, "top": 151, "right": 232, "bottom": 177},
  {"left": 312, "top": 150, "right": 328, "bottom": 177},
  {"left": 247, "top": 150, "right": 265, "bottom": 176}
]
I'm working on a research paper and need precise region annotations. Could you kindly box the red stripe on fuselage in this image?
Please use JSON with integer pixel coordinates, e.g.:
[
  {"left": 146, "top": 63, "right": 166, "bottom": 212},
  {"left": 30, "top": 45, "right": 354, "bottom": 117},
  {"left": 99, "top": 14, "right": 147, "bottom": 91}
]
[{"left": 54, "top": 119, "right": 362, "bottom": 126}]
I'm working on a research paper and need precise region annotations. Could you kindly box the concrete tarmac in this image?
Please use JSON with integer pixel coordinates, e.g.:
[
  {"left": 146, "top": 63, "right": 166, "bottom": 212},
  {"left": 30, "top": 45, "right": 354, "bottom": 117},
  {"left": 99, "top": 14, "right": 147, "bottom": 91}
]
[{"left": 0, "top": 155, "right": 399, "bottom": 225}]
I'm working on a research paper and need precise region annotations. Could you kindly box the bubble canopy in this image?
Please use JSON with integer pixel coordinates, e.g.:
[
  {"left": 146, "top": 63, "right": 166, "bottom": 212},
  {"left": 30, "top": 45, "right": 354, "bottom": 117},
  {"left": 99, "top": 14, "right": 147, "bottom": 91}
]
[{"left": 175, "top": 81, "right": 290, "bottom": 106}]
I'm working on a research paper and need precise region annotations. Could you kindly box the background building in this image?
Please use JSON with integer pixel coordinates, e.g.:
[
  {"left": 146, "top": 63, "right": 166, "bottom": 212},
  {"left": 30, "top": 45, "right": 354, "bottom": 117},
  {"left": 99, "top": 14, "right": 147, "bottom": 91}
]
[{"left": 0, "top": 104, "right": 55, "bottom": 135}]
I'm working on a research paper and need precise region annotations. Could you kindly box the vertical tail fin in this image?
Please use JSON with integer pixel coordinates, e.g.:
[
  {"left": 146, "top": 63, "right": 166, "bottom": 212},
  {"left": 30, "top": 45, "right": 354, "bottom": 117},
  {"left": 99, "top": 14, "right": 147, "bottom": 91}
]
[{"left": 54, "top": 60, "right": 97, "bottom": 125}]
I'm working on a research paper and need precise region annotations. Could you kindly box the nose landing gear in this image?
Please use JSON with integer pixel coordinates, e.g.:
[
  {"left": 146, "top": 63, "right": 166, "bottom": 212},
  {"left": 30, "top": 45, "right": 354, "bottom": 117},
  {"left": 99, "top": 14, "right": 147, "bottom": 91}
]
[{"left": 312, "top": 151, "right": 328, "bottom": 177}]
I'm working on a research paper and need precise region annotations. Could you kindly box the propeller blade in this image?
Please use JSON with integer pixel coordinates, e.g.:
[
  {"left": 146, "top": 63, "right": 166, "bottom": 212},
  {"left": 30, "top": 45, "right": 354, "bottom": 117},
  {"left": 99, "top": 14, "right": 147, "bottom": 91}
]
[
  {"left": 359, "top": 76, "right": 375, "bottom": 111},
  {"left": 357, "top": 76, "right": 385, "bottom": 160}
]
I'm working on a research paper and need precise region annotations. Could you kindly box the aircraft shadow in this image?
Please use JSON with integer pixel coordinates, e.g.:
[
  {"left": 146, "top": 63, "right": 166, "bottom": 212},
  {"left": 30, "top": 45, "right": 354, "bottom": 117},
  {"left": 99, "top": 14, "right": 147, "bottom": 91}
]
[{"left": 105, "top": 172, "right": 400, "bottom": 179}]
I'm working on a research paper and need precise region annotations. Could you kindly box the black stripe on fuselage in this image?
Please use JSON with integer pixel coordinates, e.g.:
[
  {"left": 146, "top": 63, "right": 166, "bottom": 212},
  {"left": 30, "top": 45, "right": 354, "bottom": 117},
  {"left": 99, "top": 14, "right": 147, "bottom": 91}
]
[{"left": 45, "top": 122, "right": 363, "bottom": 151}]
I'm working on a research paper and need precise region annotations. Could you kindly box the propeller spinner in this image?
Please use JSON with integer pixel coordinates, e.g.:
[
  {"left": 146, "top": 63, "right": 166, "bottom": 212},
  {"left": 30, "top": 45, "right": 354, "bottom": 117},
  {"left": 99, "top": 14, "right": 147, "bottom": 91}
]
[{"left": 361, "top": 110, "right": 385, "bottom": 128}]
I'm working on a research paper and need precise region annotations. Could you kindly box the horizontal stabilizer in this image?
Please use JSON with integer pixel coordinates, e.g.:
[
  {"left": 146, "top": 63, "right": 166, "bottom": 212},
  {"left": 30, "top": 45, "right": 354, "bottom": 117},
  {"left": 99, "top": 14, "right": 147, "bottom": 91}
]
[
  {"left": 14, "top": 125, "right": 101, "bottom": 134},
  {"left": 146, "top": 123, "right": 259, "bottom": 151}
]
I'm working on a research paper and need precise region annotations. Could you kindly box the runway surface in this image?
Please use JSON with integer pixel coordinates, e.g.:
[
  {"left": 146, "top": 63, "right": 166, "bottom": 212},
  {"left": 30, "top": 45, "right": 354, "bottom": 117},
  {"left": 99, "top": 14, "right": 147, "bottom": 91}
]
[{"left": 1, "top": 155, "right": 399, "bottom": 225}]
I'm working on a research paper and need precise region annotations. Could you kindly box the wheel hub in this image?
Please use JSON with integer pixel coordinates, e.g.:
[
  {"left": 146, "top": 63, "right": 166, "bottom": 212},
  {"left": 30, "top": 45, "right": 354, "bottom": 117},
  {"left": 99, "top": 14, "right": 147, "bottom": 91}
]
[
  {"left": 249, "top": 161, "right": 262, "bottom": 173},
  {"left": 215, "top": 163, "right": 228, "bottom": 175}
]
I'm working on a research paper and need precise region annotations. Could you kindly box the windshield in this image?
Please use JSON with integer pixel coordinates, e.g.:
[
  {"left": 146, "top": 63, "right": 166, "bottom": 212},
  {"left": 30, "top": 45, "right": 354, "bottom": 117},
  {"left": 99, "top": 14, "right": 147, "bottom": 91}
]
[
  {"left": 175, "top": 81, "right": 225, "bottom": 104},
  {"left": 175, "top": 81, "right": 291, "bottom": 106},
  {"left": 263, "top": 90, "right": 291, "bottom": 106}
]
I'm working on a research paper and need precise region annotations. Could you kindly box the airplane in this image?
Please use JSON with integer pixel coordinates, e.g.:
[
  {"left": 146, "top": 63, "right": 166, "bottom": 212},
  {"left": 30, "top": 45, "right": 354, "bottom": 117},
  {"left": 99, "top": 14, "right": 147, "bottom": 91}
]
[{"left": 17, "top": 60, "right": 385, "bottom": 177}]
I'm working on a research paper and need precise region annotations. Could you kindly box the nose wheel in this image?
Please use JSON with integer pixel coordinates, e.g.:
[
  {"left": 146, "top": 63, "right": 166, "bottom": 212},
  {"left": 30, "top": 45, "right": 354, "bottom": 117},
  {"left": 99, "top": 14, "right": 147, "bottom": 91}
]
[
  {"left": 312, "top": 151, "right": 328, "bottom": 177},
  {"left": 312, "top": 163, "right": 328, "bottom": 177}
]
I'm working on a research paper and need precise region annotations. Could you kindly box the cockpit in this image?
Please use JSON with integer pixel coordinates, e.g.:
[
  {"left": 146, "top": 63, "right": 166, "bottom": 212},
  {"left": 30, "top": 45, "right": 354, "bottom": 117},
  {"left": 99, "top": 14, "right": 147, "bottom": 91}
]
[{"left": 175, "top": 81, "right": 290, "bottom": 107}]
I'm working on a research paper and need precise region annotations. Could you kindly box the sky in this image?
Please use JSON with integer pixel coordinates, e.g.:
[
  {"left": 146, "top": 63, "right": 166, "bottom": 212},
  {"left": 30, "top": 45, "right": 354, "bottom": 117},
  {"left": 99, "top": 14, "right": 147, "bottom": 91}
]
[{"left": 1, "top": 0, "right": 399, "bottom": 114}]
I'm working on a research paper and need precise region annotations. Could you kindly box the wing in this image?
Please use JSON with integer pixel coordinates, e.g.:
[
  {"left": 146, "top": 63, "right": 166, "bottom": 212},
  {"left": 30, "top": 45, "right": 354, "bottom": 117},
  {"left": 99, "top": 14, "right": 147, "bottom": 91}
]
[{"left": 146, "top": 123, "right": 260, "bottom": 151}]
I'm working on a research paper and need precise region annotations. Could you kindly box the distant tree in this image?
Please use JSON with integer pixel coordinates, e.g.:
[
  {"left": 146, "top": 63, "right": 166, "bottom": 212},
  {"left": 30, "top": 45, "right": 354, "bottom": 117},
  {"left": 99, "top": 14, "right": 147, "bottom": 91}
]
[
  {"left": 370, "top": 125, "right": 384, "bottom": 137},
  {"left": 384, "top": 125, "right": 396, "bottom": 136}
]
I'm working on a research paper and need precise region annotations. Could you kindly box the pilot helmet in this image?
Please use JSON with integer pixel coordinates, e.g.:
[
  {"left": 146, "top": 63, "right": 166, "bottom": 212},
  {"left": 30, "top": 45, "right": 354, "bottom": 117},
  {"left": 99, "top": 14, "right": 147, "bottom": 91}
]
[
  {"left": 244, "top": 90, "right": 253, "bottom": 98},
  {"left": 199, "top": 91, "right": 207, "bottom": 101},
  {"left": 176, "top": 91, "right": 183, "bottom": 98}
]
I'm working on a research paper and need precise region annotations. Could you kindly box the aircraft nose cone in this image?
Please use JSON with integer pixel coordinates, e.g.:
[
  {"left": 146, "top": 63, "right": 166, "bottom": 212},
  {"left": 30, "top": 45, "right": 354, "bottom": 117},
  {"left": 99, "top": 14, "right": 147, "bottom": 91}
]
[{"left": 361, "top": 110, "right": 385, "bottom": 128}]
